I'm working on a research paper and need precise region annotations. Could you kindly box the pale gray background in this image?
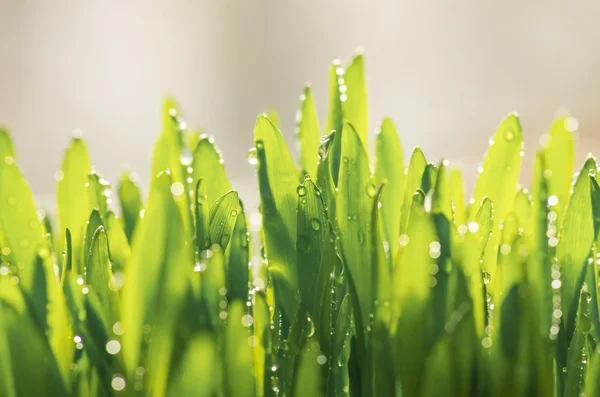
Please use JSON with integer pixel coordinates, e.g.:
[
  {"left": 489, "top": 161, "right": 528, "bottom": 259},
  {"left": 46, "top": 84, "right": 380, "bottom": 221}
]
[{"left": 1, "top": 0, "right": 599, "bottom": 210}]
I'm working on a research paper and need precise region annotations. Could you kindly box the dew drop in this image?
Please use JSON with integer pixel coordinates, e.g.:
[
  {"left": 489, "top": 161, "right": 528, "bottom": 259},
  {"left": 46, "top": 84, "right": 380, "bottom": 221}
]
[
  {"left": 504, "top": 128, "right": 515, "bottom": 142},
  {"left": 297, "top": 185, "right": 307, "bottom": 197},
  {"left": 298, "top": 235, "right": 310, "bottom": 252},
  {"left": 358, "top": 232, "right": 365, "bottom": 245},
  {"left": 310, "top": 218, "right": 321, "bottom": 231},
  {"left": 398, "top": 234, "right": 410, "bottom": 246},
  {"left": 220, "top": 234, "right": 230, "bottom": 247},
  {"left": 366, "top": 182, "right": 377, "bottom": 198}
]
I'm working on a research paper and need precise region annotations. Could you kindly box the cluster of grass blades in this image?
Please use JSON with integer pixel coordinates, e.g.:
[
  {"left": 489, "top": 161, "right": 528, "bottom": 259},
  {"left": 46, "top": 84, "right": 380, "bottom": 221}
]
[{"left": 1, "top": 52, "right": 600, "bottom": 397}]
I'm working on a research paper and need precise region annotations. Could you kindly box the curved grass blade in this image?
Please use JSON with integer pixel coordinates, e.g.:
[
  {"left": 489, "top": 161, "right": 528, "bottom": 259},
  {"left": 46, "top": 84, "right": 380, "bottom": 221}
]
[
  {"left": 195, "top": 179, "right": 210, "bottom": 252},
  {"left": 117, "top": 171, "right": 143, "bottom": 243},
  {"left": 121, "top": 171, "right": 193, "bottom": 376},
  {"left": 432, "top": 160, "right": 453, "bottom": 222},
  {"left": 529, "top": 153, "right": 552, "bottom": 337},
  {"left": 254, "top": 114, "right": 299, "bottom": 319},
  {"left": 227, "top": 200, "right": 250, "bottom": 302},
  {"left": 462, "top": 197, "right": 493, "bottom": 337},
  {"left": 543, "top": 116, "right": 575, "bottom": 224},
  {"left": 337, "top": 122, "right": 374, "bottom": 337},
  {"left": 367, "top": 185, "right": 394, "bottom": 396},
  {"left": 191, "top": 137, "right": 232, "bottom": 208},
  {"left": 327, "top": 61, "right": 344, "bottom": 186},
  {"left": 87, "top": 170, "right": 110, "bottom": 219},
  {"left": 86, "top": 226, "right": 119, "bottom": 325},
  {"left": 296, "top": 178, "right": 329, "bottom": 319},
  {"left": 57, "top": 137, "right": 91, "bottom": 273},
  {"left": 399, "top": 148, "right": 427, "bottom": 235},
  {"left": 316, "top": 131, "right": 337, "bottom": 218},
  {"left": 155, "top": 98, "right": 193, "bottom": 235},
  {"left": 374, "top": 118, "right": 405, "bottom": 262},
  {"left": 450, "top": 168, "right": 466, "bottom": 226},
  {"left": 564, "top": 288, "right": 593, "bottom": 397},
  {"left": 105, "top": 211, "right": 130, "bottom": 273},
  {"left": 297, "top": 85, "right": 321, "bottom": 178},
  {"left": 342, "top": 52, "right": 368, "bottom": 148},
  {"left": 471, "top": 113, "right": 523, "bottom": 293},
  {"left": 208, "top": 190, "right": 240, "bottom": 250},
  {"left": 0, "top": 145, "right": 73, "bottom": 381},
  {"left": 558, "top": 157, "right": 597, "bottom": 340}
]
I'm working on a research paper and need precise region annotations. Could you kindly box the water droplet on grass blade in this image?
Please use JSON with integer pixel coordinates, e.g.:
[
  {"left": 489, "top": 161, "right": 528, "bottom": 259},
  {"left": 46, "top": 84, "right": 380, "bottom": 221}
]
[
  {"left": 297, "top": 185, "right": 307, "bottom": 196},
  {"left": 311, "top": 218, "right": 321, "bottom": 231},
  {"left": 366, "top": 182, "right": 377, "bottom": 197}
]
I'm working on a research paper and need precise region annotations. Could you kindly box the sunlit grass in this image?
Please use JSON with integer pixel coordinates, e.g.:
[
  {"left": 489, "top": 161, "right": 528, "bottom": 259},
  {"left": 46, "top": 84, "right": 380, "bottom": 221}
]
[{"left": 0, "top": 51, "right": 599, "bottom": 397}]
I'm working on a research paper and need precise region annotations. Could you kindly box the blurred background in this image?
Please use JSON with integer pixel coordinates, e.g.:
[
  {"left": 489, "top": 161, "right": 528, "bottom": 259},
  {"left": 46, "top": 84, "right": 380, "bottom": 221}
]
[{"left": 1, "top": 0, "right": 599, "bottom": 210}]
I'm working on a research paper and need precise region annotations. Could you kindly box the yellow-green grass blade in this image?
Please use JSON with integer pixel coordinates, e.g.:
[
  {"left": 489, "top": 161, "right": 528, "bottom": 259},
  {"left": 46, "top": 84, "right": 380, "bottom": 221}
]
[
  {"left": 462, "top": 197, "right": 493, "bottom": 337},
  {"left": 450, "top": 167, "right": 466, "bottom": 226},
  {"left": 105, "top": 211, "right": 130, "bottom": 273},
  {"left": 326, "top": 61, "right": 344, "bottom": 186},
  {"left": 297, "top": 85, "right": 321, "bottom": 178},
  {"left": 208, "top": 190, "right": 240, "bottom": 250},
  {"left": 0, "top": 138, "right": 73, "bottom": 381},
  {"left": 254, "top": 114, "right": 299, "bottom": 320},
  {"left": 87, "top": 169, "right": 110, "bottom": 220},
  {"left": 374, "top": 118, "right": 405, "bottom": 262},
  {"left": 58, "top": 137, "right": 91, "bottom": 275},
  {"left": 296, "top": 178, "right": 330, "bottom": 321},
  {"left": 564, "top": 289, "right": 593, "bottom": 397},
  {"left": 342, "top": 52, "right": 368, "bottom": 148},
  {"left": 225, "top": 300, "right": 256, "bottom": 397},
  {"left": 558, "top": 157, "right": 597, "bottom": 341},
  {"left": 543, "top": 116, "right": 575, "bottom": 226},
  {"left": 117, "top": 171, "right": 143, "bottom": 243},
  {"left": 528, "top": 153, "right": 553, "bottom": 338},
  {"left": 337, "top": 122, "right": 375, "bottom": 338},
  {"left": 392, "top": 204, "right": 437, "bottom": 397},
  {"left": 471, "top": 113, "right": 523, "bottom": 294},
  {"left": 227, "top": 200, "right": 250, "bottom": 302},
  {"left": 191, "top": 136, "right": 233, "bottom": 209},
  {"left": 121, "top": 171, "right": 193, "bottom": 376},
  {"left": 86, "top": 226, "right": 119, "bottom": 326},
  {"left": 399, "top": 148, "right": 427, "bottom": 236},
  {"left": 0, "top": 286, "right": 68, "bottom": 396}
]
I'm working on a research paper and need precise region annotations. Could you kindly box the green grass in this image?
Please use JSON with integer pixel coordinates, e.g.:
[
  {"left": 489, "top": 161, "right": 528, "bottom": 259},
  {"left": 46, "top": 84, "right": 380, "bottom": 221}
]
[{"left": 0, "top": 53, "right": 599, "bottom": 397}]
